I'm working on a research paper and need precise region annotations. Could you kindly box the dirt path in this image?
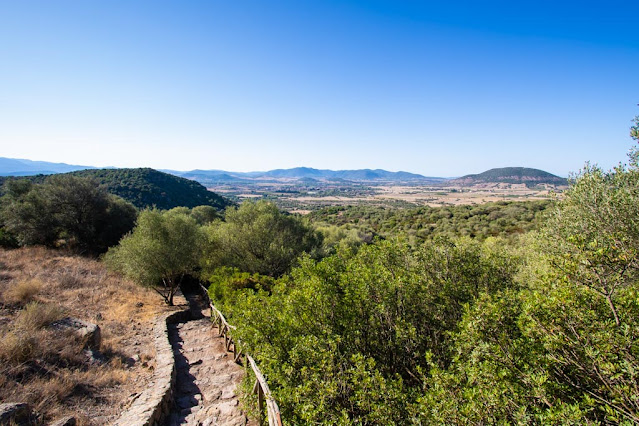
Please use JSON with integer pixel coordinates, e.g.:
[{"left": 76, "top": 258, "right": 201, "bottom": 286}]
[{"left": 165, "top": 293, "right": 253, "bottom": 426}]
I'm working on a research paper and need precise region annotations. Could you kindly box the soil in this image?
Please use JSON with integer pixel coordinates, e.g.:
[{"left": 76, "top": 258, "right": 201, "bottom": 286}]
[{"left": 0, "top": 247, "right": 177, "bottom": 425}]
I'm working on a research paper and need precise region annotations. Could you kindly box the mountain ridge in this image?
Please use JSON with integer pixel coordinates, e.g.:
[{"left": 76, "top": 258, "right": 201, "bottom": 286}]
[
  {"left": 0, "top": 157, "right": 566, "bottom": 185},
  {"left": 0, "top": 157, "right": 96, "bottom": 176},
  {"left": 0, "top": 158, "right": 440, "bottom": 181},
  {"left": 173, "top": 166, "right": 446, "bottom": 182}
]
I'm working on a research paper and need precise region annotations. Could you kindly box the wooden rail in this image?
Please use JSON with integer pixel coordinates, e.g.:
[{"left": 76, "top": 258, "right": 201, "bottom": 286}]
[{"left": 199, "top": 284, "right": 283, "bottom": 426}]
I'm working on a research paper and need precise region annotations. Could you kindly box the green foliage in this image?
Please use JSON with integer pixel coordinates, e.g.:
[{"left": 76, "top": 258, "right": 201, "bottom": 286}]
[
  {"left": 190, "top": 205, "right": 222, "bottom": 224},
  {"left": 219, "top": 237, "right": 519, "bottom": 424},
  {"left": 543, "top": 162, "right": 639, "bottom": 326},
  {"left": 0, "top": 167, "right": 234, "bottom": 211},
  {"left": 310, "top": 200, "right": 551, "bottom": 244},
  {"left": 631, "top": 115, "right": 639, "bottom": 142},
  {"left": 202, "top": 200, "right": 322, "bottom": 277},
  {"left": 206, "top": 266, "right": 276, "bottom": 308},
  {"left": 0, "top": 175, "right": 137, "bottom": 254},
  {"left": 167, "top": 205, "right": 222, "bottom": 225},
  {"left": 314, "top": 224, "right": 372, "bottom": 255},
  {"left": 0, "top": 227, "right": 18, "bottom": 248},
  {"left": 418, "top": 160, "right": 639, "bottom": 424},
  {"left": 1, "top": 179, "right": 57, "bottom": 247},
  {"left": 104, "top": 209, "right": 205, "bottom": 305}
]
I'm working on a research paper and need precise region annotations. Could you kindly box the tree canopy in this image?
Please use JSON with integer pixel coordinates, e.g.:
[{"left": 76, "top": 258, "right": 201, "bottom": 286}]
[
  {"left": 0, "top": 175, "right": 137, "bottom": 254},
  {"left": 203, "top": 200, "right": 322, "bottom": 278},
  {"left": 104, "top": 209, "right": 205, "bottom": 305},
  {"left": 309, "top": 199, "right": 551, "bottom": 244}
]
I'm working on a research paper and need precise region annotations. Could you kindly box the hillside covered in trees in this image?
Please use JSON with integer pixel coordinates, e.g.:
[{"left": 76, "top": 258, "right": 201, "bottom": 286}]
[
  {"left": 0, "top": 168, "right": 233, "bottom": 210},
  {"left": 189, "top": 118, "right": 639, "bottom": 424},
  {"left": 452, "top": 166, "right": 568, "bottom": 186}
]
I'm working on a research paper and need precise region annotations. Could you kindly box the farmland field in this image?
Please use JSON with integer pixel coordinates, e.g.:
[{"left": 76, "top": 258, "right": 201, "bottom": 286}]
[{"left": 206, "top": 178, "right": 564, "bottom": 212}]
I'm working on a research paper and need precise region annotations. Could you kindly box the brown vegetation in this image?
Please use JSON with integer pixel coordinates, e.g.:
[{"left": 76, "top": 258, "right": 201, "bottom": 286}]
[{"left": 0, "top": 247, "right": 175, "bottom": 424}]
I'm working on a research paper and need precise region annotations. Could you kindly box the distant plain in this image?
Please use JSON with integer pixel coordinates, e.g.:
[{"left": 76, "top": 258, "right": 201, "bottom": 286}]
[{"left": 208, "top": 179, "right": 564, "bottom": 213}]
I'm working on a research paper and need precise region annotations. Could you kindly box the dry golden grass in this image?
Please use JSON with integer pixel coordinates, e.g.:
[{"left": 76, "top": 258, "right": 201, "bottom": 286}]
[
  {"left": 0, "top": 246, "right": 177, "bottom": 425},
  {"left": 14, "top": 301, "right": 65, "bottom": 331},
  {"left": 0, "top": 330, "right": 42, "bottom": 363},
  {"left": 3, "top": 278, "right": 43, "bottom": 304},
  {"left": 0, "top": 301, "right": 65, "bottom": 364}
]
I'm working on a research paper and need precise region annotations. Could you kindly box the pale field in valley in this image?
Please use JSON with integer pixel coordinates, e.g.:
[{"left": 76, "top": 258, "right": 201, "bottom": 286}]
[{"left": 288, "top": 183, "right": 562, "bottom": 208}]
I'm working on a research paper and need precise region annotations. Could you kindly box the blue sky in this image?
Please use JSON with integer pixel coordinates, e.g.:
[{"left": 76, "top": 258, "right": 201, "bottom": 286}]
[{"left": 0, "top": 1, "right": 637, "bottom": 177}]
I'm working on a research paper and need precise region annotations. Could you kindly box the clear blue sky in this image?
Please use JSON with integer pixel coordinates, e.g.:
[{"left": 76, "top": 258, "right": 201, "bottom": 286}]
[{"left": 1, "top": 0, "right": 637, "bottom": 177}]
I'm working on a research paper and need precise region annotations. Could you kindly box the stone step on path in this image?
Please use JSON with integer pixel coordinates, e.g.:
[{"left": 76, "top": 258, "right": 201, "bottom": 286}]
[{"left": 165, "top": 293, "right": 256, "bottom": 426}]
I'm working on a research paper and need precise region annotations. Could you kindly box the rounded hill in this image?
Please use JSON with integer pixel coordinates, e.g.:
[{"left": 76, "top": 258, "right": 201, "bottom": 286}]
[
  {"left": 452, "top": 167, "right": 567, "bottom": 186},
  {"left": 0, "top": 168, "right": 234, "bottom": 211},
  {"left": 69, "top": 168, "right": 233, "bottom": 210}
]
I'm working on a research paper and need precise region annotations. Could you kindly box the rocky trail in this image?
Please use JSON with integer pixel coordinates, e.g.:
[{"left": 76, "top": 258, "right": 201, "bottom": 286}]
[{"left": 165, "top": 292, "right": 255, "bottom": 426}]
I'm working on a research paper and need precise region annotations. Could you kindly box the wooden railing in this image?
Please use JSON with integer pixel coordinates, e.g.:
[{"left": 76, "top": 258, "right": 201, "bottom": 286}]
[{"left": 199, "top": 284, "right": 283, "bottom": 426}]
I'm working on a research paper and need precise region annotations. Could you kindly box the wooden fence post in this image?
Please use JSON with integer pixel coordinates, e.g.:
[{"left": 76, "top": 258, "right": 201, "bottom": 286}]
[{"left": 201, "top": 283, "right": 282, "bottom": 426}]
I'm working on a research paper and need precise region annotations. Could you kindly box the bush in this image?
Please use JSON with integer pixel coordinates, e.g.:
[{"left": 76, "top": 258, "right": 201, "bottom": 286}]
[
  {"left": 0, "top": 175, "right": 137, "bottom": 254},
  {"left": 203, "top": 200, "right": 322, "bottom": 277},
  {"left": 222, "top": 237, "right": 520, "bottom": 424},
  {"left": 207, "top": 266, "right": 276, "bottom": 308}
]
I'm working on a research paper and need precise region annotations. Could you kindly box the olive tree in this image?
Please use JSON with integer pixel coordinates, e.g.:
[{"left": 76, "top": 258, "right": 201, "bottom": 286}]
[
  {"left": 104, "top": 209, "right": 205, "bottom": 305},
  {"left": 1, "top": 175, "right": 137, "bottom": 254},
  {"left": 203, "top": 200, "right": 322, "bottom": 277}
]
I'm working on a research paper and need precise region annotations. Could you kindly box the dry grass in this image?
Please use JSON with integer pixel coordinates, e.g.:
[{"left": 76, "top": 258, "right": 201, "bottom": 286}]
[
  {"left": 0, "top": 330, "right": 42, "bottom": 363},
  {"left": 3, "top": 278, "right": 43, "bottom": 304},
  {"left": 14, "top": 301, "right": 65, "bottom": 331},
  {"left": 0, "top": 246, "right": 178, "bottom": 425},
  {"left": 0, "top": 302, "right": 65, "bottom": 364}
]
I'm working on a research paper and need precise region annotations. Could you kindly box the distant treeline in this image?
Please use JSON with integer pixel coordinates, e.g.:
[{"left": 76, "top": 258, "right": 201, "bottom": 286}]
[{"left": 309, "top": 200, "right": 552, "bottom": 243}]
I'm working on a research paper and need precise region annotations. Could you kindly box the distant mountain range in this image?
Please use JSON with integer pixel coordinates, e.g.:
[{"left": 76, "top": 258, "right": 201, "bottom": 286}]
[
  {"left": 0, "top": 157, "right": 567, "bottom": 186},
  {"left": 0, "top": 157, "right": 96, "bottom": 176},
  {"left": 0, "top": 158, "right": 445, "bottom": 182},
  {"left": 172, "top": 167, "right": 445, "bottom": 182}
]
